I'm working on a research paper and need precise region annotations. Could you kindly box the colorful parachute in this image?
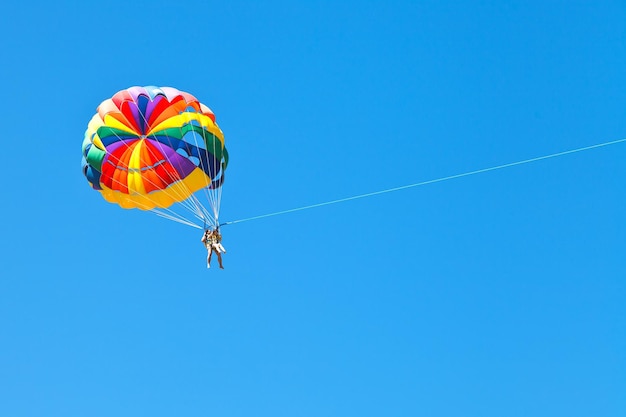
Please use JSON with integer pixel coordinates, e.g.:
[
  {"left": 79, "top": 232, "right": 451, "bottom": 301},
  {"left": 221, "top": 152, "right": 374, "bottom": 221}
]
[{"left": 81, "top": 86, "right": 228, "bottom": 228}]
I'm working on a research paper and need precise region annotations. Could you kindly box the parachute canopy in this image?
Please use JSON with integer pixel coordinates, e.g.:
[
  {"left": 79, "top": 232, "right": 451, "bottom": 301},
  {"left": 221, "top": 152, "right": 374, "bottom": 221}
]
[{"left": 82, "top": 86, "right": 228, "bottom": 228}]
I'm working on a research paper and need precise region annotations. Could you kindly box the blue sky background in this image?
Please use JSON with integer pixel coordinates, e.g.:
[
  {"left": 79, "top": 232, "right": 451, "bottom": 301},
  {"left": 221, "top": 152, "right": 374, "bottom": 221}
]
[{"left": 1, "top": 1, "right": 625, "bottom": 416}]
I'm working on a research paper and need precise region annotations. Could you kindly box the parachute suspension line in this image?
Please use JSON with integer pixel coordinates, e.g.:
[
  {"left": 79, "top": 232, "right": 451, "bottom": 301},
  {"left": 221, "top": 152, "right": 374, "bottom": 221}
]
[
  {"left": 198, "top": 124, "right": 219, "bottom": 226},
  {"left": 212, "top": 125, "right": 225, "bottom": 226},
  {"left": 99, "top": 160, "right": 203, "bottom": 228},
  {"left": 100, "top": 122, "right": 204, "bottom": 226},
  {"left": 101, "top": 107, "right": 203, "bottom": 228},
  {"left": 124, "top": 104, "right": 204, "bottom": 220},
  {"left": 149, "top": 208, "right": 204, "bottom": 229},
  {"left": 224, "top": 137, "right": 626, "bottom": 226},
  {"left": 193, "top": 116, "right": 224, "bottom": 229},
  {"left": 127, "top": 98, "right": 210, "bottom": 227},
  {"left": 172, "top": 110, "right": 214, "bottom": 228},
  {"left": 206, "top": 124, "right": 222, "bottom": 225},
  {"left": 187, "top": 191, "right": 215, "bottom": 226},
  {"left": 185, "top": 115, "right": 221, "bottom": 229},
  {"left": 142, "top": 106, "right": 209, "bottom": 224},
  {"left": 217, "top": 139, "right": 226, "bottom": 224},
  {"left": 210, "top": 127, "right": 220, "bottom": 224}
]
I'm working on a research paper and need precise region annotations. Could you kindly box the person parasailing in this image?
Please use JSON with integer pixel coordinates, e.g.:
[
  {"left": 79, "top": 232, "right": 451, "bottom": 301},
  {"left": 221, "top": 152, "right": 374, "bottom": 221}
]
[{"left": 201, "top": 227, "right": 226, "bottom": 269}]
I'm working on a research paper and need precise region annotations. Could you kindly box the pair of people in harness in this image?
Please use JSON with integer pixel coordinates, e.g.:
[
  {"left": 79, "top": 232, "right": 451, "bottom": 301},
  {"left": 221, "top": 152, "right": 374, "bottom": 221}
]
[{"left": 201, "top": 227, "right": 226, "bottom": 269}]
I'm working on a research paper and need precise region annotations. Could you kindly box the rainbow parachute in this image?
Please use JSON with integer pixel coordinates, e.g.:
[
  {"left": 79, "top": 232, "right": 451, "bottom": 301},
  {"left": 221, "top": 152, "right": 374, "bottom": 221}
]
[{"left": 81, "top": 86, "right": 228, "bottom": 228}]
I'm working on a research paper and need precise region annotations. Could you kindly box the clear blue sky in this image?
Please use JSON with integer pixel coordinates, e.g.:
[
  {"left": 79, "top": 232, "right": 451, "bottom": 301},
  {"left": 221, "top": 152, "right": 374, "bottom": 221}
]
[{"left": 1, "top": 1, "right": 625, "bottom": 416}]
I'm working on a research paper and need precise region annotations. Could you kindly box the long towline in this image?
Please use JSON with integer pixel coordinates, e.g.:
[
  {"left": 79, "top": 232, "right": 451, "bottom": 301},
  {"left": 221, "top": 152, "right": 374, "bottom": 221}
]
[{"left": 222, "top": 138, "right": 626, "bottom": 226}]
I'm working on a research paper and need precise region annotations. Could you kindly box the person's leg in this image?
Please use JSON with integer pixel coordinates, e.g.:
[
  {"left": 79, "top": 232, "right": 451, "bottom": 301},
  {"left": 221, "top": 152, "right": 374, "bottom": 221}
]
[
  {"left": 217, "top": 252, "right": 224, "bottom": 269},
  {"left": 207, "top": 250, "right": 212, "bottom": 268}
]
